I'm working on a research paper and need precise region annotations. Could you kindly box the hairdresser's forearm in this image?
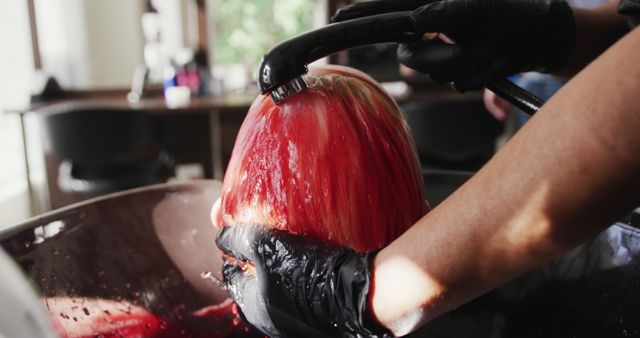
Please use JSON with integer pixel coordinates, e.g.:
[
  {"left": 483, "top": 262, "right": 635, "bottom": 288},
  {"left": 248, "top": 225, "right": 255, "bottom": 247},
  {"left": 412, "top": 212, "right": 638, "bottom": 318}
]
[{"left": 372, "top": 26, "right": 640, "bottom": 336}]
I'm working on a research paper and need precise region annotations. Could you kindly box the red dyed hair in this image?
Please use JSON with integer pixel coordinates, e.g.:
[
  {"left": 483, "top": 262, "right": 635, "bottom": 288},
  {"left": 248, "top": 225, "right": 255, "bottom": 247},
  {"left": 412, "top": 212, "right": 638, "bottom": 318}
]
[{"left": 215, "top": 65, "right": 427, "bottom": 252}]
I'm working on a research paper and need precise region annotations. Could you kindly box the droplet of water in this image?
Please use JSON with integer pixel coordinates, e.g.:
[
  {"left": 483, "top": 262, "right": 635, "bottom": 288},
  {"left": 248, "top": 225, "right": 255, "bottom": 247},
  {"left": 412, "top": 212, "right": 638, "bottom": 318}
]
[{"left": 201, "top": 271, "right": 228, "bottom": 290}]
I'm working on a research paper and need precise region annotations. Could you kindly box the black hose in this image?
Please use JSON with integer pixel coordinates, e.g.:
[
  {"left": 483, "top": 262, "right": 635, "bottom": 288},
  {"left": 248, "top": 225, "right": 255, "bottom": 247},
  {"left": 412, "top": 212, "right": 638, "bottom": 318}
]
[
  {"left": 486, "top": 78, "right": 544, "bottom": 115},
  {"left": 259, "top": 12, "right": 545, "bottom": 114}
]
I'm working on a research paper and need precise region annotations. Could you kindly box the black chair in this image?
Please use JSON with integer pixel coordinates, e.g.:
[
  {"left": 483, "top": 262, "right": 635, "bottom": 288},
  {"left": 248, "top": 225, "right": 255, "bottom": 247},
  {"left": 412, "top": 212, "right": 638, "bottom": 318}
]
[
  {"left": 41, "top": 104, "right": 174, "bottom": 195},
  {"left": 402, "top": 99, "right": 504, "bottom": 172}
]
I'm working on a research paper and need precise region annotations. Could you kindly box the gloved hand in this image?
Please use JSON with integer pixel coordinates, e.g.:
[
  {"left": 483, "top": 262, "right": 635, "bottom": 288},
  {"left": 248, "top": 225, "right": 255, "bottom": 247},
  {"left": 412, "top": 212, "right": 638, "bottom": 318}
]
[
  {"left": 215, "top": 225, "right": 389, "bottom": 338},
  {"left": 333, "top": 0, "right": 576, "bottom": 91},
  {"left": 332, "top": 0, "right": 436, "bottom": 22}
]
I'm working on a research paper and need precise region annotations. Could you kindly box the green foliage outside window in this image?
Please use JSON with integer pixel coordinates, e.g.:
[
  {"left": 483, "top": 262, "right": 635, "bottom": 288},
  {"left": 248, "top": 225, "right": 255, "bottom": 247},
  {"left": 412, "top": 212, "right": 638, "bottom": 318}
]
[{"left": 211, "top": 0, "right": 315, "bottom": 66}]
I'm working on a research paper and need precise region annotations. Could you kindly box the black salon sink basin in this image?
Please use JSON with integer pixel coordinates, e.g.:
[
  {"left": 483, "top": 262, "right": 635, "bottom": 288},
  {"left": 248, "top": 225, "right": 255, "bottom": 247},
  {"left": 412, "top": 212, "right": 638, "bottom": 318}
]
[{"left": 0, "top": 180, "right": 248, "bottom": 337}]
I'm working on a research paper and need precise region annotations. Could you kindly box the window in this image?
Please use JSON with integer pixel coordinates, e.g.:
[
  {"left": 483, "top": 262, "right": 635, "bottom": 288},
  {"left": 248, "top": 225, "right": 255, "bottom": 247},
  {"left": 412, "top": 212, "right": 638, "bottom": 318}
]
[
  {"left": 207, "top": 0, "right": 320, "bottom": 91},
  {"left": 210, "top": 0, "right": 315, "bottom": 66}
]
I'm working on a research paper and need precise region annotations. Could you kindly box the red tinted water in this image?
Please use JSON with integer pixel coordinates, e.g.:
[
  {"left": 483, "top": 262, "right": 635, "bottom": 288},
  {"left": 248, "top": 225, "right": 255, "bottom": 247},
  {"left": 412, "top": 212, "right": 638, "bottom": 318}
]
[{"left": 48, "top": 297, "right": 243, "bottom": 338}]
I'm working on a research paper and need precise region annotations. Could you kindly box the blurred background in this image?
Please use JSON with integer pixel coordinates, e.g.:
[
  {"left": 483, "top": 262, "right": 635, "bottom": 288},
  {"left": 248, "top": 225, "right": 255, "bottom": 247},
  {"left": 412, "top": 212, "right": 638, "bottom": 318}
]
[{"left": 0, "top": 0, "right": 509, "bottom": 229}]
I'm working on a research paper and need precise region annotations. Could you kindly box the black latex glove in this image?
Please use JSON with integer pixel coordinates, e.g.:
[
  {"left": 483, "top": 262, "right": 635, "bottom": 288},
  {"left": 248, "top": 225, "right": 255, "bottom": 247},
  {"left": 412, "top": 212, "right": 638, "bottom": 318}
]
[
  {"left": 333, "top": 0, "right": 576, "bottom": 91},
  {"left": 215, "top": 225, "right": 389, "bottom": 338},
  {"left": 331, "top": 0, "right": 436, "bottom": 22}
]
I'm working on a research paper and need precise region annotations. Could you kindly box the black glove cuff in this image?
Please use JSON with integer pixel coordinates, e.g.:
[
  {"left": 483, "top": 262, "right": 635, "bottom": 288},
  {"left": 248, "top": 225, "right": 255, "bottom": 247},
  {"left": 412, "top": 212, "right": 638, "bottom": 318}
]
[
  {"left": 328, "top": 251, "right": 391, "bottom": 337},
  {"left": 535, "top": 0, "right": 576, "bottom": 72},
  {"left": 285, "top": 247, "right": 391, "bottom": 337},
  {"left": 360, "top": 252, "right": 393, "bottom": 337}
]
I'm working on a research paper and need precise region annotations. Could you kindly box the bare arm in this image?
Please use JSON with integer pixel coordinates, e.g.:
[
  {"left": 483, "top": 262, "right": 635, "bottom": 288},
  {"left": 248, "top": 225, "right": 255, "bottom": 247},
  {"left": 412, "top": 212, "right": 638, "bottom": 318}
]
[
  {"left": 371, "top": 26, "right": 640, "bottom": 336},
  {"left": 557, "top": 0, "right": 629, "bottom": 77}
]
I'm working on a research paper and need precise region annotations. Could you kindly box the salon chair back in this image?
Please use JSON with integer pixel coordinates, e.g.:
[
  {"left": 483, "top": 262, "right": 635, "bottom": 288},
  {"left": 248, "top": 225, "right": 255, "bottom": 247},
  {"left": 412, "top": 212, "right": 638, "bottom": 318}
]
[
  {"left": 41, "top": 104, "right": 174, "bottom": 195},
  {"left": 402, "top": 99, "right": 504, "bottom": 172}
]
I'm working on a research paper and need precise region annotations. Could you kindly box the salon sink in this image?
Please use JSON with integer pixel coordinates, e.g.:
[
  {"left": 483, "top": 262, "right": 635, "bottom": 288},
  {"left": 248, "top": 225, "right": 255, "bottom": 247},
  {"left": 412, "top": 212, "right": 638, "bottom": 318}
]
[
  {"left": 0, "top": 180, "right": 253, "bottom": 337},
  {"left": 1, "top": 176, "right": 640, "bottom": 337}
]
